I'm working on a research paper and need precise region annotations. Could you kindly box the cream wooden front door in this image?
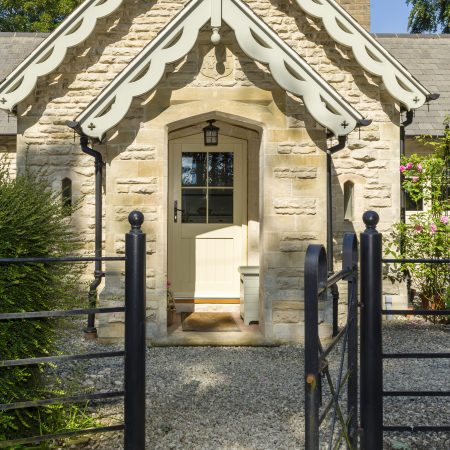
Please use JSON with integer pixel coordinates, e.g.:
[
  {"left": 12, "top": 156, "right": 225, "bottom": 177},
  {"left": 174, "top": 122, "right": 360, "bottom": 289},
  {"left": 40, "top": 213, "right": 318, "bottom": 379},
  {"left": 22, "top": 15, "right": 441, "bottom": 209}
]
[{"left": 169, "top": 135, "right": 247, "bottom": 299}]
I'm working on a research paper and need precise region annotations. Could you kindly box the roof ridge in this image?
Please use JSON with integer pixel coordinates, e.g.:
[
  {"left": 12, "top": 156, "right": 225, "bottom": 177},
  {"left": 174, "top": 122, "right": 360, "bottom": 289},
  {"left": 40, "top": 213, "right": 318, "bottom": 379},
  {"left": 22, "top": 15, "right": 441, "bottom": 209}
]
[{"left": 373, "top": 33, "right": 450, "bottom": 39}]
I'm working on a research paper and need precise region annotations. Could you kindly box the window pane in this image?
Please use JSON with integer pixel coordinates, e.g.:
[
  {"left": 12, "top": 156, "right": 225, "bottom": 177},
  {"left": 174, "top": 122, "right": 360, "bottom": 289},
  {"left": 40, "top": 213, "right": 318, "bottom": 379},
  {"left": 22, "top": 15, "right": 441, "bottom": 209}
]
[
  {"left": 405, "top": 191, "right": 423, "bottom": 211},
  {"left": 182, "top": 152, "right": 207, "bottom": 186},
  {"left": 344, "top": 181, "right": 354, "bottom": 221},
  {"left": 182, "top": 189, "right": 207, "bottom": 223},
  {"left": 209, "top": 189, "right": 233, "bottom": 223},
  {"left": 208, "top": 152, "right": 233, "bottom": 187}
]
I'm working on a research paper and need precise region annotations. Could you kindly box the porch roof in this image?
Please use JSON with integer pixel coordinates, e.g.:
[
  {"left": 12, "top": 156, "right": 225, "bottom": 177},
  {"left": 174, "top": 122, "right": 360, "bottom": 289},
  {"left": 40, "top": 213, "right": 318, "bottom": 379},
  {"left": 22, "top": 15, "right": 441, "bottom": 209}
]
[{"left": 70, "top": 0, "right": 370, "bottom": 140}]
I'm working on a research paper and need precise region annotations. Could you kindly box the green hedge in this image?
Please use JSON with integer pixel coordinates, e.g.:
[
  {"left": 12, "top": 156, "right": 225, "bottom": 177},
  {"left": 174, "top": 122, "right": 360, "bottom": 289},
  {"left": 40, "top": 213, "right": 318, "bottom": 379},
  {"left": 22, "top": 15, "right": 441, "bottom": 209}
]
[{"left": 0, "top": 162, "right": 89, "bottom": 446}]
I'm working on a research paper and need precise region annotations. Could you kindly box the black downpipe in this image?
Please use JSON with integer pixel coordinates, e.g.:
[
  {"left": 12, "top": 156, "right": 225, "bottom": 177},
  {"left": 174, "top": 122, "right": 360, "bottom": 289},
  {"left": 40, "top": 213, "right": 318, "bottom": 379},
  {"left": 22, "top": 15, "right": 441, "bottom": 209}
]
[
  {"left": 400, "top": 110, "right": 414, "bottom": 305},
  {"left": 400, "top": 110, "right": 414, "bottom": 225},
  {"left": 327, "top": 135, "right": 346, "bottom": 337},
  {"left": 80, "top": 135, "right": 104, "bottom": 337},
  {"left": 327, "top": 135, "right": 346, "bottom": 274}
]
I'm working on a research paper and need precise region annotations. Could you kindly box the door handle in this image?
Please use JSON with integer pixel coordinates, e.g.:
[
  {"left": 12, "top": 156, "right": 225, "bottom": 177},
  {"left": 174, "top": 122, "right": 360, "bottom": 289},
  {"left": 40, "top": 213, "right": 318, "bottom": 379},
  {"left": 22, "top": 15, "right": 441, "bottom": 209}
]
[{"left": 174, "top": 200, "right": 184, "bottom": 223}]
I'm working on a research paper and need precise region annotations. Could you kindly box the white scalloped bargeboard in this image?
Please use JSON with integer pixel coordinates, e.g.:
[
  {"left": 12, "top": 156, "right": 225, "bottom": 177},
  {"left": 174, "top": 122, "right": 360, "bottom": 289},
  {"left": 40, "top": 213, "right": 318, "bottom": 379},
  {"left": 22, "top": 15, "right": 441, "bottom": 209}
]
[
  {"left": 76, "top": 0, "right": 366, "bottom": 140},
  {"left": 0, "top": 0, "right": 124, "bottom": 112}
]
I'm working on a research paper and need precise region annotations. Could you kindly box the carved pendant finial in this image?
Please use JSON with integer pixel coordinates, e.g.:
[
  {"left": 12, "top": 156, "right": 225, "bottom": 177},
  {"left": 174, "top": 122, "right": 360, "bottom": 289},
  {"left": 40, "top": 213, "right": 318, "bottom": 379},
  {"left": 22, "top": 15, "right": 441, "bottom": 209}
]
[{"left": 211, "top": 27, "right": 221, "bottom": 45}]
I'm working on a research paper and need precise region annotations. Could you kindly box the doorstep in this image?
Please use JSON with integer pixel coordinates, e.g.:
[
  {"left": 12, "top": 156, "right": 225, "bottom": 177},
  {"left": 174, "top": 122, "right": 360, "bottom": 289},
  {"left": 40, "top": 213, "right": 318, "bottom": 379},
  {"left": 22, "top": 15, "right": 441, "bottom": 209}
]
[{"left": 148, "top": 331, "right": 274, "bottom": 347}]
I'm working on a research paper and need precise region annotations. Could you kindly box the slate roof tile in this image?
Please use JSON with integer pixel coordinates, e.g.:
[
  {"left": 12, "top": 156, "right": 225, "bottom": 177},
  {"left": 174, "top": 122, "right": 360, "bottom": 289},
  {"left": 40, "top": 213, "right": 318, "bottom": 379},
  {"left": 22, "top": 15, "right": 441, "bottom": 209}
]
[{"left": 375, "top": 34, "right": 450, "bottom": 136}]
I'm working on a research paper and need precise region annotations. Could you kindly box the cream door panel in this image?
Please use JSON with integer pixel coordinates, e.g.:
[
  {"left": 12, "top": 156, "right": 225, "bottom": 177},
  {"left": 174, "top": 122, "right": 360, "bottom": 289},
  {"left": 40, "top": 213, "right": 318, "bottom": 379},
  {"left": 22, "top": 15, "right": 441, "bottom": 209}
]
[{"left": 169, "top": 135, "right": 247, "bottom": 299}]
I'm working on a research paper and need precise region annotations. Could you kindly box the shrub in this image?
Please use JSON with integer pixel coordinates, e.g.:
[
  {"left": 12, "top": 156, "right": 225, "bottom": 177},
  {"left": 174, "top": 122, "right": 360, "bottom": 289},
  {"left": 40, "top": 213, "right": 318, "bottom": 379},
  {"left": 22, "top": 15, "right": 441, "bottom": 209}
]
[
  {"left": 0, "top": 161, "right": 89, "bottom": 444},
  {"left": 386, "top": 119, "right": 450, "bottom": 323}
]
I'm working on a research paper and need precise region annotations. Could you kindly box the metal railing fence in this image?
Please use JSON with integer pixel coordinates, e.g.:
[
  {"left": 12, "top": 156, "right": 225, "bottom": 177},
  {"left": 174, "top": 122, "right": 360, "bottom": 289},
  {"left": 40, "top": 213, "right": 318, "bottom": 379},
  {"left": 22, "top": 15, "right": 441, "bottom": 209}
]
[
  {"left": 0, "top": 210, "right": 146, "bottom": 449},
  {"left": 305, "top": 232, "right": 359, "bottom": 450},
  {"left": 360, "top": 210, "right": 450, "bottom": 450}
]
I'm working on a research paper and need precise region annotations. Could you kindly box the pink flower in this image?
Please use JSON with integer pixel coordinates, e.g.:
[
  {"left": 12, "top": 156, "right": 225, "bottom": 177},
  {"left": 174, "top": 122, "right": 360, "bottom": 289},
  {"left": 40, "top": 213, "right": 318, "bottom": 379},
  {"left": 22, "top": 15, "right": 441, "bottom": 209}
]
[
  {"left": 430, "top": 223, "right": 438, "bottom": 233},
  {"left": 417, "top": 163, "right": 423, "bottom": 172},
  {"left": 399, "top": 165, "right": 406, "bottom": 172},
  {"left": 440, "top": 216, "right": 449, "bottom": 225},
  {"left": 414, "top": 224, "right": 423, "bottom": 233},
  {"left": 411, "top": 176, "right": 419, "bottom": 182},
  {"left": 406, "top": 162, "right": 413, "bottom": 170}
]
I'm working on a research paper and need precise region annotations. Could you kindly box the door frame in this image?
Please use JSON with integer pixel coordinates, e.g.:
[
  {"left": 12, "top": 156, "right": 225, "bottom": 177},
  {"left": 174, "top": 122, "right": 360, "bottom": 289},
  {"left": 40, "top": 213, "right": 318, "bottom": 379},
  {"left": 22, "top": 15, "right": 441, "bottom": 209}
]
[{"left": 167, "top": 132, "right": 248, "bottom": 300}]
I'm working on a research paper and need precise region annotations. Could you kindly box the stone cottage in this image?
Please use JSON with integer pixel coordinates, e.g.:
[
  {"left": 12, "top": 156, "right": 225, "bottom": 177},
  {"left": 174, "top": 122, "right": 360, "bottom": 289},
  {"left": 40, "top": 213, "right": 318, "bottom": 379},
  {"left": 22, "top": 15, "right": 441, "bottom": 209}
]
[{"left": 0, "top": 0, "right": 442, "bottom": 343}]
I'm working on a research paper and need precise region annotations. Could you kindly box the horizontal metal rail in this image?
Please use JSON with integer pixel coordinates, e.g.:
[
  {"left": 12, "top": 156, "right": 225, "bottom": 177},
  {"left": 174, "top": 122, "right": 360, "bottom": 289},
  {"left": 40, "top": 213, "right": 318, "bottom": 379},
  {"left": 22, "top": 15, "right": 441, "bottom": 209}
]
[
  {"left": 382, "top": 258, "right": 450, "bottom": 264},
  {"left": 327, "top": 267, "right": 353, "bottom": 288},
  {"left": 0, "top": 256, "right": 125, "bottom": 264},
  {"left": 0, "top": 391, "right": 124, "bottom": 411},
  {"left": 1, "top": 351, "right": 124, "bottom": 368},
  {"left": 0, "top": 425, "right": 125, "bottom": 448},
  {"left": 318, "top": 267, "right": 354, "bottom": 295},
  {"left": 0, "top": 307, "right": 125, "bottom": 321},
  {"left": 382, "top": 309, "right": 449, "bottom": 316},
  {"left": 384, "top": 425, "right": 450, "bottom": 432},
  {"left": 384, "top": 391, "right": 450, "bottom": 397},
  {"left": 383, "top": 353, "right": 450, "bottom": 359}
]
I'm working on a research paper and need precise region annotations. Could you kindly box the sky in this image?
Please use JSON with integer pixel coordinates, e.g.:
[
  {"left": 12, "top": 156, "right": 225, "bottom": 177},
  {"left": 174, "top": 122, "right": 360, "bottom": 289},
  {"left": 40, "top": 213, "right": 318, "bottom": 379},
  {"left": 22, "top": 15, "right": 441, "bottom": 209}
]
[{"left": 371, "top": 0, "right": 412, "bottom": 33}]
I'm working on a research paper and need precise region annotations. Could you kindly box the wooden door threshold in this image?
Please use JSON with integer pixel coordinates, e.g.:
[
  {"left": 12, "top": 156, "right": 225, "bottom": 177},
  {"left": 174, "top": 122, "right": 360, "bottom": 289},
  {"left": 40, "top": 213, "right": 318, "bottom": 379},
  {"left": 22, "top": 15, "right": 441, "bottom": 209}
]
[{"left": 175, "top": 299, "right": 240, "bottom": 304}]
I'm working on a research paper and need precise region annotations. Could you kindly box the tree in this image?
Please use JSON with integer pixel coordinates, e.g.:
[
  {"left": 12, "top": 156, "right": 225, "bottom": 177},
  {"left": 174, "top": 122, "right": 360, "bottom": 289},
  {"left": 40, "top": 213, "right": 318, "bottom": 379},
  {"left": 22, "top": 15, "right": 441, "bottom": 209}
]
[
  {"left": 407, "top": 0, "right": 450, "bottom": 33},
  {"left": 0, "top": 0, "right": 82, "bottom": 33}
]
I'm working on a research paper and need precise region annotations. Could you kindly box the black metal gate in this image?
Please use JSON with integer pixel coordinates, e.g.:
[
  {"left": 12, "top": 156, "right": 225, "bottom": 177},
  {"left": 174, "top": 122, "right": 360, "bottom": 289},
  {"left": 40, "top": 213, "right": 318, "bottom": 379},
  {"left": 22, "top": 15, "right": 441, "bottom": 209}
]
[
  {"left": 304, "top": 232, "right": 358, "bottom": 449},
  {"left": 0, "top": 211, "right": 146, "bottom": 449},
  {"left": 305, "top": 210, "right": 450, "bottom": 449}
]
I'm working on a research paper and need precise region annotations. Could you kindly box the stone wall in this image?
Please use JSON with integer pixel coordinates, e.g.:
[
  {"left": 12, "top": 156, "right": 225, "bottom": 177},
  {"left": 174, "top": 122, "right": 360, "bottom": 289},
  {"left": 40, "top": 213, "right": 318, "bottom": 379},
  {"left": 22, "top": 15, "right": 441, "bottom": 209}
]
[
  {"left": 0, "top": 135, "right": 17, "bottom": 177},
  {"left": 15, "top": 0, "right": 397, "bottom": 342}
]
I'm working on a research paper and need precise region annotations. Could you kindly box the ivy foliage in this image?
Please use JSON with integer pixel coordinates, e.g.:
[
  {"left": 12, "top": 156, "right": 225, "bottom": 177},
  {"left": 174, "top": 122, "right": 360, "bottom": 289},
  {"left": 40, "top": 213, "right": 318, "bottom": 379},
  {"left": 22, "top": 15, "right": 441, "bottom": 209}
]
[
  {"left": 407, "top": 0, "right": 450, "bottom": 33},
  {"left": 0, "top": 161, "right": 89, "bottom": 444},
  {"left": 0, "top": 0, "right": 82, "bottom": 33}
]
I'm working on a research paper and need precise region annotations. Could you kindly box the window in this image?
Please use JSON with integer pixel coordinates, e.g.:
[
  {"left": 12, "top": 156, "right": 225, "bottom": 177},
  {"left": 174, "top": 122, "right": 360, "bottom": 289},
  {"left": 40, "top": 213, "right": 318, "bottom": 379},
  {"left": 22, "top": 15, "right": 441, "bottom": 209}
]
[
  {"left": 344, "top": 181, "right": 354, "bottom": 221},
  {"left": 181, "top": 151, "right": 234, "bottom": 223},
  {"left": 62, "top": 177, "right": 72, "bottom": 211}
]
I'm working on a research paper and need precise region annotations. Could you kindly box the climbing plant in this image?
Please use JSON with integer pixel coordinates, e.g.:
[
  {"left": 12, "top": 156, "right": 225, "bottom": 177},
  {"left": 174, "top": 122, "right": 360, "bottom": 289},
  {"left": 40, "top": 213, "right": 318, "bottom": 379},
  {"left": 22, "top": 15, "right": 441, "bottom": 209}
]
[{"left": 386, "top": 119, "right": 450, "bottom": 322}]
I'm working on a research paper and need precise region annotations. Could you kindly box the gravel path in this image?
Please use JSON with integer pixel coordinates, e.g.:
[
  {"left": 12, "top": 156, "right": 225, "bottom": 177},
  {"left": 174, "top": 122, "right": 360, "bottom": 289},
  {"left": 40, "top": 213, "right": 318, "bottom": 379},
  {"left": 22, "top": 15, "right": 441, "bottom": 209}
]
[{"left": 52, "top": 318, "right": 449, "bottom": 450}]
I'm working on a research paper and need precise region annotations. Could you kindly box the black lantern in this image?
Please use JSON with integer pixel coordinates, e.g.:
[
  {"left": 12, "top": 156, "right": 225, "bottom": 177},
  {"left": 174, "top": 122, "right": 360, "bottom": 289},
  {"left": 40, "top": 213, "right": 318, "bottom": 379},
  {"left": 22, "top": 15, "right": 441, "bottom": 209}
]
[{"left": 203, "top": 120, "right": 219, "bottom": 146}]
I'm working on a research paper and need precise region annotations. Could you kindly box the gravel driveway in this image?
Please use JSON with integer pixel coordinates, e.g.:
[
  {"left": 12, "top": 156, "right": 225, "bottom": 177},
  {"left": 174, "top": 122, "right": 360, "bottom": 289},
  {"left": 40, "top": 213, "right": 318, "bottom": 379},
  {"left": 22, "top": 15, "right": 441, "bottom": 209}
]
[{"left": 53, "top": 319, "right": 449, "bottom": 450}]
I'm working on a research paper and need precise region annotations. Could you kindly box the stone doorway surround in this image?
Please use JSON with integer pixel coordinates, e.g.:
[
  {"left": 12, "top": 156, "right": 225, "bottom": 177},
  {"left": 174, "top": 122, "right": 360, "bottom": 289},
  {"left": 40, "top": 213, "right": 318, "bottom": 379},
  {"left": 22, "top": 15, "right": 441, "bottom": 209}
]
[{"left": 166, "top": 113, "right": 263, "bottom": 344}]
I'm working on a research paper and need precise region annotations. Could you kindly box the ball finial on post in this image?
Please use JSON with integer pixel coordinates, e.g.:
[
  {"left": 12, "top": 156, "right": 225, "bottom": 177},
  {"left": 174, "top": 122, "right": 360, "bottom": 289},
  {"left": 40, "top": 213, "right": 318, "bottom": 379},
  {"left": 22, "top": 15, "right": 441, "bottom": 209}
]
[
  {"left": 128, "top": 211, "right": 144, "bottom": 231},
  {"left": 363, "top": 211, "right": 379, "bottom": 230}
]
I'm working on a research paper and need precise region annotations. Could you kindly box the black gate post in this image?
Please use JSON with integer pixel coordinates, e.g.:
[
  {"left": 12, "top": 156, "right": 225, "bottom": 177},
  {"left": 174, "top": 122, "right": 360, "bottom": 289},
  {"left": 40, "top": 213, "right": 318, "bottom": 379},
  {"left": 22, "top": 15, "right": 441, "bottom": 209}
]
[
  {"left": 305, "top": 244, "right": 328, "bottom": 450},
  {"left": 124, "top": 211, "right": 146, "bottom": 450},
  {"left": 343, "top": 233, "right": 358, "bottom": 449},
  {"left": 360, "top": 211, "right": 383, "bottom": 450}
]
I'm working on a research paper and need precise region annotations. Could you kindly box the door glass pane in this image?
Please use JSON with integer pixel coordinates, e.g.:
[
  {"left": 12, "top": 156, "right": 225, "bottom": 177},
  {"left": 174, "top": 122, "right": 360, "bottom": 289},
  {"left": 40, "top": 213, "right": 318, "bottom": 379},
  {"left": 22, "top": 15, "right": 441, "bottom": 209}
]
[
  {"left": 208, "top": 152, "right": 233, "bottom": 187},
  {"left": 182, "top": 189, "right": 207, "bottom": 223},
  {"left": 209, "top": 189, "right": 233, "bottom": 223},
  {"left": 182, "top": 153, "right": 207, "bottom": 187}
]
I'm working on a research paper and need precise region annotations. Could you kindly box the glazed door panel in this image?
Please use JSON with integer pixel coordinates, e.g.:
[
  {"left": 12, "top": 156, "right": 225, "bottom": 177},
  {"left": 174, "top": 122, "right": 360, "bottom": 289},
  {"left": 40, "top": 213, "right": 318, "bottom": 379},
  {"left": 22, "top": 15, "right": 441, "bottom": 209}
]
[{"left": 169, "top": 136, "right": 247, "bottom": 299}]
